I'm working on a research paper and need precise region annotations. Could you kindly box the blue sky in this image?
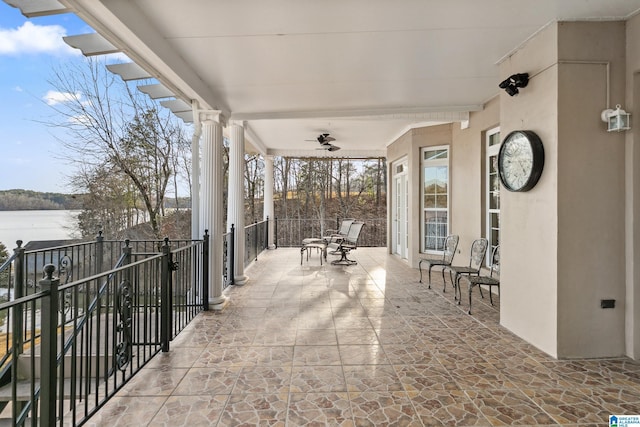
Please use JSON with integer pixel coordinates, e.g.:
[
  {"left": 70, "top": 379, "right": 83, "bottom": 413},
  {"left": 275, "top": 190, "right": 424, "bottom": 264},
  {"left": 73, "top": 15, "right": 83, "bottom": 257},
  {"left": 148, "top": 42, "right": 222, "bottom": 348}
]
[{"left": 0, "top": 2, "right": 92, "bottom": 193}]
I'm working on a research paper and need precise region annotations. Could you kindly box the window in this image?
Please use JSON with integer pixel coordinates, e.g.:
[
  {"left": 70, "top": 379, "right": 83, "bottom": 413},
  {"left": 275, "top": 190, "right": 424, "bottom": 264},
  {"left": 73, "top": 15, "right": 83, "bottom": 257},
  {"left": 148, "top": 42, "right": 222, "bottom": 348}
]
[
  {"left": 486, "top": 128, "right": 500, "bottom": 261},
  {"left": 422, "top": 147, "right": 449, "bottom": 252}
]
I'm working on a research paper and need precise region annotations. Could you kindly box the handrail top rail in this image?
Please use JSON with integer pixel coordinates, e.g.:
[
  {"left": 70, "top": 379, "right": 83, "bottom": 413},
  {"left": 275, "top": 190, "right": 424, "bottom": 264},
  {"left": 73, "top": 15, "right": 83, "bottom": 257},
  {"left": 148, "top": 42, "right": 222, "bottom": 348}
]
[
  {"left": 244, "top": 220, "right": 267, "bottom": 230},
  {"left": 23, "top": 240, "right": 94, "bottom": 254},
  {"left": 0, "top": 251, "right": 18, "bottom": 271},
  {"left": 0, "top": 289, "right": 49, "bottom": 311},
  {"left": 58, "top": 252, "right": 163, "bottom": 292}
]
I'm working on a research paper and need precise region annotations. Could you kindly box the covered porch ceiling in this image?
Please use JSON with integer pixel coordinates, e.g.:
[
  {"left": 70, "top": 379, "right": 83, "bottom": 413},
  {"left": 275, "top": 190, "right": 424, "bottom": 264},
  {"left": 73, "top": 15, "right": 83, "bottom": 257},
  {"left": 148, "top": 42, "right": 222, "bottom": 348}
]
[{"left": 7, "top": 0, "right": 640, "bottom": 157}]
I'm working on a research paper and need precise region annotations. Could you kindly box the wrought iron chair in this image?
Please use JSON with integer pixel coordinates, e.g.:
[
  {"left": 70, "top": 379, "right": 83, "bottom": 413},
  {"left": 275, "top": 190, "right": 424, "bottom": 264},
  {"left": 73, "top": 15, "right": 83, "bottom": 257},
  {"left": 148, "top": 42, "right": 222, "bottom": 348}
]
[
  {"left": 464, "top": 245, "right": 500, "bottom": 315},
  {"left": 327, "top": 221, "right": 365, "bottom": 265},
  {"left": 447, "top": 238, "right": 488, "bottom": 303},
  {"left": 418, "top": 234, "right": 459, "bottom": 290}
]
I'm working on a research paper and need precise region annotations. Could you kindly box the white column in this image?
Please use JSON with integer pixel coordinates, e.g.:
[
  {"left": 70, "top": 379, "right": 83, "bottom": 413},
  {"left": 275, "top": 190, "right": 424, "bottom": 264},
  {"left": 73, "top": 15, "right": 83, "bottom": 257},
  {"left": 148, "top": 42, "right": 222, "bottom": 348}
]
[
  {"left": 228, "top": 121, "right": 248, "bottom": 285},
  {"left": 190, "top": 118, "right": 201, "bottom": 240},
  {"left": 263, "top": 155, "right": 276, "bottom": 249},
  {"left": 200, "top": 111, "right": 227, "bottom": 310}
]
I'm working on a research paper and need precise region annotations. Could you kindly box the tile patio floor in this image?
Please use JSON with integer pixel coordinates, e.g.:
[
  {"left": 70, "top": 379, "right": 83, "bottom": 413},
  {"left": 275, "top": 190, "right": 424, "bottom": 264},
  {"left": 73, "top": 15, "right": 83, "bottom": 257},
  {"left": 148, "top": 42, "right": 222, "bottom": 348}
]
[{"left": 86, "top": 247, "right": 640, "bottom": 426}]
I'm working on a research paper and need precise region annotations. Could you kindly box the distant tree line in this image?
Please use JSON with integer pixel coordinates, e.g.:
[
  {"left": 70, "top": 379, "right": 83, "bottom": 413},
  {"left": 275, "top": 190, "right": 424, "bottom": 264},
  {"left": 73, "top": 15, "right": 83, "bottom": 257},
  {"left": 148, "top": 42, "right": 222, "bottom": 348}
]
[{"left": 0, "top": 189, "right": 83, "bottom": 211}]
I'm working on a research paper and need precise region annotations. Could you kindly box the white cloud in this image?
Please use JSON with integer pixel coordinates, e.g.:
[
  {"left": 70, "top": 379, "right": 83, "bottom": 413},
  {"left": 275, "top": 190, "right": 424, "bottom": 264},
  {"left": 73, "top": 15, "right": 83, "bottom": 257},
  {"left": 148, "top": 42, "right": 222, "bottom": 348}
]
[
  {"left": 0, "top": 21, "right": 78, "bottom": 56},
  {"left": 43, "top": 90, "right": 82, "bottom": 106},
  {"left": 14, "top": 86, "right": 23, "bottom": 92}
]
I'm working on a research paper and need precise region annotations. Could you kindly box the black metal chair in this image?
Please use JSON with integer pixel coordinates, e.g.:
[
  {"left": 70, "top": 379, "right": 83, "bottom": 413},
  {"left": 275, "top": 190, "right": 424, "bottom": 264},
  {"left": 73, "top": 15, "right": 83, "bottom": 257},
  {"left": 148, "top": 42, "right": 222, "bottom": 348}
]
[
  {"left": 464, "top": 245, "right": 500, "bottom": 315},
  {"left": 447, "top": 238, "right": 488, "bottom": 303},
  {"left": 327, "top": 221, "right": 365, "bottom": 265},
  {"left": 418, "top": 234, "right": 459, "bottom": 290}
]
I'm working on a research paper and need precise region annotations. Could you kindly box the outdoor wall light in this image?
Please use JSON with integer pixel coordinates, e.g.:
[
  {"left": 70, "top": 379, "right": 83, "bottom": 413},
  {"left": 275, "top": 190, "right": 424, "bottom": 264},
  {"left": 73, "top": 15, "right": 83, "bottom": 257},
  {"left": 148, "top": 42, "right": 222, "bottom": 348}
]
[
  {"left": 499, "top": 73, "right": 529, "bottom": 96},
  {"left": 601, "top": 105, "right": 631, "bottom": 132}
]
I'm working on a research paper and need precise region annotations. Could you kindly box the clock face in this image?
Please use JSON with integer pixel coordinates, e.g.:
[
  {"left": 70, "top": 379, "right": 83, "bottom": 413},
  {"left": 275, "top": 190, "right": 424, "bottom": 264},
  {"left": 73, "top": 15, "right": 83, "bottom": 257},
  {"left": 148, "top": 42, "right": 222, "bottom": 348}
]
[{"left": 498, "top": 130, "right": 544, "bottom": 192}]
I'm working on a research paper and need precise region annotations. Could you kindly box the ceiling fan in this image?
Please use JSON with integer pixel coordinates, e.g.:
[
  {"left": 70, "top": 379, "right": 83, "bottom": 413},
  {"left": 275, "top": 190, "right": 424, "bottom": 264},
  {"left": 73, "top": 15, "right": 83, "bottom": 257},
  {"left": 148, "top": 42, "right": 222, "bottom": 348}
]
[{"left": 306, "top": 133, "right": 341, "bottom": 151}]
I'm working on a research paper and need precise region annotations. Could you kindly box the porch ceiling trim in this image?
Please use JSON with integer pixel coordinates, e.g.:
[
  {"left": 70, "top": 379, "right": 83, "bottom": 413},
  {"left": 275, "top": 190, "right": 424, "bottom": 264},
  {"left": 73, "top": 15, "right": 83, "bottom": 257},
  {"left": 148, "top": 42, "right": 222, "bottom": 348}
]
[
  {"left": 63, "top": 33, "right": 118, "bottom": 56},
  {"left": 62, "top": 0, "right": 228, "bottom": 117},
  {"left": 231, "top": 107, "right": 479, "bottom": 122},
  {"left": 268, "top": 148, "right": 386, "bottom": 158},
  {"left": 5, "top": 0, "right": 67, "bottom": 17}
]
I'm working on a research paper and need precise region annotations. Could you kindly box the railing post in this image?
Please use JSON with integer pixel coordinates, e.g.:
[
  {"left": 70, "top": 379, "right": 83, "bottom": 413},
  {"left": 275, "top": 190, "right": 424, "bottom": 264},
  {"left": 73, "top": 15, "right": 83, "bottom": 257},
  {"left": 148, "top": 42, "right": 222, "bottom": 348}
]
[
  {"left": 229, "top": 224, "right": 235, "bottom": 286},
  {"left": 255, "top": 223, "right": 259, "bottom": 261},
  {"left": 12, "top": 240, "right": 24, "bottom": 354},
  {"left": 122, "top": 239, "right": 131, "bottom": 267},
  {"left": 265, "top": 216, "right": 269, "bottom": 250},
  {"left": 95, "top": 230, "right": 104, "bottom": 274},
  {"left": 39, "top": 264, "right": 59, "bottom": 426},
  {"left": 202, "top": 230, "right": 209, "bottom": 311},
  {"left": 274, "top": 217, "right": 278, "bottom": 248},
  {"left": 160, "top": 238, "right": 171, "bottom": 352}
]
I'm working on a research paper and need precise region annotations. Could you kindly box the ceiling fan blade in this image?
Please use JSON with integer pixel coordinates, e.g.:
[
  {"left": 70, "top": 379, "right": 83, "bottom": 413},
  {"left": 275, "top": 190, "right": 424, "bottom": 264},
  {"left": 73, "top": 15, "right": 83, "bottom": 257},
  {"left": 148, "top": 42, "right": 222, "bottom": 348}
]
[
  {"left": 327, "top": 145, "right": 341, "bottom": 151},
  {"left": 324, "top": 136, "right": 335, "bottom": 142}
]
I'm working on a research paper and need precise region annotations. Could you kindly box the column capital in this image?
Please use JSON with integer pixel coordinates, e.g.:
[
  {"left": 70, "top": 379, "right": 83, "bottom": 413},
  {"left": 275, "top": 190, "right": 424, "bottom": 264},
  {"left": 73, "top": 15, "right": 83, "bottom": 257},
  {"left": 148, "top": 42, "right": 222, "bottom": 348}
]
[
  {"left": 228, "top": 119, "right": 246, "bottom": 128},
  {"left": 197, "top": 110, "right": 226, "bottom": 126},
  {"left": 264, "top": 154, "right": 274, "bottom": 162}
]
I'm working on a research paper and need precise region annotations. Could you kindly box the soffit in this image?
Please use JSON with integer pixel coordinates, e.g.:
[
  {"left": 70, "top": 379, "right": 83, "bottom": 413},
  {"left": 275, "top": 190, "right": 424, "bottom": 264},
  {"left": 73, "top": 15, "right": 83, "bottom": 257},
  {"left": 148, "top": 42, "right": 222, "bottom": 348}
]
[{"left": 8, "top": 0, "right": 640, "bottom": 156}]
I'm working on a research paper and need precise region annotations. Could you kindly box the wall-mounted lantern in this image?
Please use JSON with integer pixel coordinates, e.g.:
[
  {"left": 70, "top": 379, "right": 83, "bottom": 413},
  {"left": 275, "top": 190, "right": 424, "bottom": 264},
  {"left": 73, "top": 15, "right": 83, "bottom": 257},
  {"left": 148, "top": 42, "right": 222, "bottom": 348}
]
[{"left": 601, "top": 105, "right": 631, "bottom": 132}]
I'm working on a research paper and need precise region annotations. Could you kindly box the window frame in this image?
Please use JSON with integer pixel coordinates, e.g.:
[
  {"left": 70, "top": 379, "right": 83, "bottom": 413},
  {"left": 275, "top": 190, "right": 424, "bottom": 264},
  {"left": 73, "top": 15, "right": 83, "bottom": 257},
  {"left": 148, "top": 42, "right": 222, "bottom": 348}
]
[
  {"left": 486, "top": 127, "right": 501, "bottom": 265},
  {"left": 421, "top": 145, "right": 450, "bottom": 254}
]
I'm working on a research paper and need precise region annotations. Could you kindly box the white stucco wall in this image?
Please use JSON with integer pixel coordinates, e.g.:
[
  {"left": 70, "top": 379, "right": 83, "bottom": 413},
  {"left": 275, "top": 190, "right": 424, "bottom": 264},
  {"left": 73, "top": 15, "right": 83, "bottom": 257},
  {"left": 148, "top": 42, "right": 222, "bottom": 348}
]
[
  {"left": 626, "top": 14, "right": 640, "bottom": 359},
  {"left": 556, "top": 22, "right": 626, "bottom": 358},
  {"left": 387, "top": 124, "right": 452, "bottom": 268},
  {"left": 451, "top": 97, "right": 500, "bottom": 254},
  {"left": 386, "top": 19, "right": 635, "bottom": 360},
  {"left": 498, "top": 23, "right": 559, "bottom": 357},
  {"left": 498, "top": 21, "right": 628, "bottom": 358}
]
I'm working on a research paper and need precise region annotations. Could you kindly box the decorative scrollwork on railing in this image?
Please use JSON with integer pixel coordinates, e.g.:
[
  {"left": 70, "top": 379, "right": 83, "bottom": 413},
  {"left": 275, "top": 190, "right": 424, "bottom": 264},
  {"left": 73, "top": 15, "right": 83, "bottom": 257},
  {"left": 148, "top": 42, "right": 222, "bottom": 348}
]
[
  {"left": 59, "top": 254, "right": 73, "bottom": 316},
  {"left": 115, "top": 279, "right": 133, "bottom": 371},
  {"left": 59, "top": 255, "right": 73, "bottom": 283}
]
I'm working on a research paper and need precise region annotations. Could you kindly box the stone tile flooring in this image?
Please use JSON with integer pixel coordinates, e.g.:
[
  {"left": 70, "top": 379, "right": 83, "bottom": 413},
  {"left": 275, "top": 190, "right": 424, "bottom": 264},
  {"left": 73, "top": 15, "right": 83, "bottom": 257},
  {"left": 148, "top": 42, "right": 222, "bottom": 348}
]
[{"left": 86, "top": 248, "right": 640, "bottom": 426}]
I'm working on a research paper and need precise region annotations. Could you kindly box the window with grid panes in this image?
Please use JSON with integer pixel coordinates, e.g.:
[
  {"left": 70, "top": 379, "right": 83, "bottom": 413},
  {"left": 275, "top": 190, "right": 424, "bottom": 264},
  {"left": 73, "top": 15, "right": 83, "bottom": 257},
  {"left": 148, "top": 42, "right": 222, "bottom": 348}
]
[{"left": 422, "top": 147, "right": 449, "bottom": 252}]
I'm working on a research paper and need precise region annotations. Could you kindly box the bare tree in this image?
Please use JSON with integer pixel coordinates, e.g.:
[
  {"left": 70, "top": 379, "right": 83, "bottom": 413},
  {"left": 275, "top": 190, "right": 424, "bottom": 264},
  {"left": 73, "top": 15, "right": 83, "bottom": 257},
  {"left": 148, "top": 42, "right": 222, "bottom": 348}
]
[{"left": 46, "top": 57, "right": 190, "bottom": 238}]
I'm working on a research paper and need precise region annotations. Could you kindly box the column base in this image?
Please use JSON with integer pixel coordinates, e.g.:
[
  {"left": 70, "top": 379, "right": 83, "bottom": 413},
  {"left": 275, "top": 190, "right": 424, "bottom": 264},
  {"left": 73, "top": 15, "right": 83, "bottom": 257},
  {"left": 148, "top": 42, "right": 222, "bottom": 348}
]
[
  {"left": 209, "top": 295, "right": 228, "bottom": 311},
  {"left": 234, "top": 275, "right": 249, "bottom": 286},
  {"left": 267, "top": 244, "right": 276, "bottom": 250}
]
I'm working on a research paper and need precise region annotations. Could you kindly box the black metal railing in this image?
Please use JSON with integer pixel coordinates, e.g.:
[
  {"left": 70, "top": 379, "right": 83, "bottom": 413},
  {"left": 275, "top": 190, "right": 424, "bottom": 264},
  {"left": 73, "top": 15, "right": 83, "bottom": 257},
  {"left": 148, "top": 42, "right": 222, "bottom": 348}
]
[
  {"left": 0, "top": 216, "right": 281, "bottom": 426},
  {"left": 223, "top": 226, "right": 234, "bottom": 290},
  {"left": 244, "top": 219, "right": 269, "bottom": 267},
  {"left": 274, "top": 217, "right": 386, "bottom": 247},
  {"left": 0, "top": 236, "right": 208, "bottom": 426}
]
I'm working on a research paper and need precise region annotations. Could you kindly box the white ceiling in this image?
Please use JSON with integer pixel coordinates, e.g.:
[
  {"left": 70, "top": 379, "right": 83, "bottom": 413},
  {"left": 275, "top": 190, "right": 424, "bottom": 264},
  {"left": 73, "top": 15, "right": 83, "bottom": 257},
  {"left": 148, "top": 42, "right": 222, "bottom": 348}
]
[{"left": 8, "top": 0, "right": 640, "bottom": 156}]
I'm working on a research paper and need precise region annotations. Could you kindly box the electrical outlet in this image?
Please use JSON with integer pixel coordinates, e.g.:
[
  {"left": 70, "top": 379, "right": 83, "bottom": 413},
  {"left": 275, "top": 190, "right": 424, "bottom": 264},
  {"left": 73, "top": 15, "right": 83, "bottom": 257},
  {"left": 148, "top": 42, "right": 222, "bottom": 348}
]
[{"left": 601, "top": 299, "right": 615, "bottom": 309}]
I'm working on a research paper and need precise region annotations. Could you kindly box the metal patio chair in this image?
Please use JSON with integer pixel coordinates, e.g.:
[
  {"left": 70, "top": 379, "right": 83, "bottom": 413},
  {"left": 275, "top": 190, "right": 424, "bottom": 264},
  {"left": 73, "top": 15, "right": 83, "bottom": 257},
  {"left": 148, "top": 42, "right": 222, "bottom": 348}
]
[
  {"left": 464, "top": 245, "right": 500, "bottom": 315},
  {"left": 327, "top": 221, "right": 365, "bottom": 265},
  {"left": 323, "top": 218, "right": 355, "bottom": 245},
  {"left": 418, "top": 234, "right": 459, "bottom": 290},
  {"left": 447, "top": 238, "right": 489, "bottom": 303}
]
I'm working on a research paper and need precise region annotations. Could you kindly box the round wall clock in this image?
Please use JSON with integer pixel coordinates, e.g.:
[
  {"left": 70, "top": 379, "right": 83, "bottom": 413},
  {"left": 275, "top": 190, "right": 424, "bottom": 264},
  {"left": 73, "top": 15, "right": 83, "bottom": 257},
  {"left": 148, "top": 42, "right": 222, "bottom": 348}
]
[{"left": 497, "top": 130, "right": 545, "bottom": 192}]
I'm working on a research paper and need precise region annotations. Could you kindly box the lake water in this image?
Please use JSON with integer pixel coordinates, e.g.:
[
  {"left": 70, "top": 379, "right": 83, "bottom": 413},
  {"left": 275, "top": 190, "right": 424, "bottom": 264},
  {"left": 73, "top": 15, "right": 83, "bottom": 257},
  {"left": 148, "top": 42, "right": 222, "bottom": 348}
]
[{"left": 0, "top": 210, "right": 80, "bottom": 250}]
